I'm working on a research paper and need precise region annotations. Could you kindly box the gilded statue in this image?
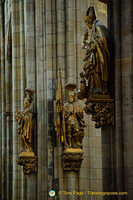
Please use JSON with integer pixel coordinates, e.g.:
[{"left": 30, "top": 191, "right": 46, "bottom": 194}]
[
  {"left": 64, "top": 84, "right": 86, "bottom": 147},
  {"left": 80, "top": 6, "right": 110, "bottom": 97},
  {"left": 77, "top": 7, "right": 114, "bottom": 129},
  {"left": 55, "top": 73, "right": 86, "bottom": 148},
  {"left": 15, "top": 88, "right": 35, "bottom": 153}
]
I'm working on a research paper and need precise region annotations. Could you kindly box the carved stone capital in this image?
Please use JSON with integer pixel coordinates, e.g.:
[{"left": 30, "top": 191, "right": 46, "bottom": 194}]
[
  {"left": 18, "top": 152, "right": 37, "bottom": 174},
  {"left": 62, "top": 148, "right": 83, "bottom": 171},
  {"left": 84, "top": 95, "right": 114, "bottom": 128}
]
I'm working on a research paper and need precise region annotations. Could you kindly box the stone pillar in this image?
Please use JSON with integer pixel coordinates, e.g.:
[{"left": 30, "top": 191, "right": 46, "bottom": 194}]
[
  {"left": 101, "top": 126, "right": 114, "bottom": 192},
  {"left": 24, "top": 0, "right": 36, "bottom": 89},
  {"left": 65, "top": 0, "right": 76, "bottom": 83},
  {"left": 35, "top": 0, "right": 48, "bottom": 199},
  {"left": 67, "top": 171, "right": 79, "bottom": 200},
  {"left": 121, "top": 0, "right": 133, "bottom": 199},
  {"left": 109, "top": 0, "right": 133, "bottom": 199},
  {"left": 27, "top": 175, "right": 37, "bottom": 200},
  {"left": 0, "top": 2, "right": 5, "bottom": 200},
  {"left": 56, "top": 0, "right": 66, "bottom": 86},
  {"left": 11, "top": 0, "right": 20, "bottom": 198},
  {"left": 24, "top": 1, "right": 37, "bottom": 199},
  {"left": 6, "top": 114, "right": 13, "bottom": 200},
  {"left": 108, "top": 0, "right": 124, "bottom": 195},
  {"left": 5, "top": 6, "right": 13, "bottom": 199}
]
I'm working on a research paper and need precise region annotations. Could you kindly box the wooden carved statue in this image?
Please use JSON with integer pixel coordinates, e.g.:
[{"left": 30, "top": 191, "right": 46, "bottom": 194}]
[
  {"left": 64, "top": 85, "right": 86, "bottom": 148},
  {"left": 15, "top": 88, "right": 35, "bottom": 152},
  {"left": 55, "top": 74, "right": 86, "bottom": 148},
  {"left": 55, "top": 73, "right": 86, "bottom": 171},
  {"left": 15, "top": 88, "right": 37, "bottom": 174},
  {"left": 79, "top": 6, "right": 110, "bottom": 98},
  {"left": 77, "top": 7, "right": 114, "bottom": 129}
]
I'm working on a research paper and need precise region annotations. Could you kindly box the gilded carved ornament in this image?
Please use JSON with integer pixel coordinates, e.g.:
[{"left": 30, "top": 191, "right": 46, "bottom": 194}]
[{"left": 15, "top": 88, "right": 37, "bottom": 174}]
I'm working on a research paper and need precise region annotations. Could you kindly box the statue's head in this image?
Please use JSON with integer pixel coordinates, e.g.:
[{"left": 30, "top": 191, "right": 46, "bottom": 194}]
[
  {"left": 85, "top": 6, "right": 96, "bottom": 29},
  {"left": 68, "top": 91, "right": 76, "bottom": 103},
  {"left": 24, "top": 88, "right": 35, "bottom": 102},
  {"left": 65, "top": 83, "right": 77, "bottom": 103},
  {"left": 23, "top": 88, "right": 35, "bottom": 109}
]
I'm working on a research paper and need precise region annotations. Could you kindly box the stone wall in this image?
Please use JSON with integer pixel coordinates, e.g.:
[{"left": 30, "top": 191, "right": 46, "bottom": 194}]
[{"left": 0, "top": 0, "right": 107, "bottom": 200}]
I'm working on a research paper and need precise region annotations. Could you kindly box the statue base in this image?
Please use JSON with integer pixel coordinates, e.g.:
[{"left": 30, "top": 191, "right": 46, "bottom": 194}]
[
  {"left": 18, "top": 151, "right": 37, "bottom": 174},
  {"left": 84, "top": 94, "right": 114, "bottom": 128},
  {"left": 62, "top": 148, "right": 83, "bottom": 171}
]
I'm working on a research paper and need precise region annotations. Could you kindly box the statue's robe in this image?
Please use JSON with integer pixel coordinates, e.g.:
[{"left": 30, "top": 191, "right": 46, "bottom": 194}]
[
  {"left": 17, "top": 106, "right": 33, "bottom": 150},
  {"left": 84, "top": 20, "right": 110, "bottom": 94}
]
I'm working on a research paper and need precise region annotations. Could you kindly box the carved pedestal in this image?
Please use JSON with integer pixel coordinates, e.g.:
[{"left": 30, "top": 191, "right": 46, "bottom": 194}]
[
  {"left": 84, "top": 94, "right": 114, "bottom": 128},
  {"left": 62, "top": 148, "right": 84, "bottom": 171},
  {"left": 18, "top": 151, "right": 37, "bottom": 174}
]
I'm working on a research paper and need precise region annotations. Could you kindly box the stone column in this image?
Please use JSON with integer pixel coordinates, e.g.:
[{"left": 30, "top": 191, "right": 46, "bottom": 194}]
[
  {"left": 65, "top": 0, "right": 76, "bottom": 83},
  {"left": 24, "top": 1, "right": 37, "bottom": 200},
  {"left": 101, "top": 0, "right": 124, "bottom": 196},
  {"left": 11, "top": 1, "right": 20, "bottom": 198},
  {"left": 24, "top": 0, "right": 36, "bottom": 89},
  {"left": 27, "top": 175, "right": 37, "bottom": 200},
  {"left": 0, "top": 2, "right": 6, "bottom": 199},
  {"left": 6, "top": 114, "right": 13, "bottom": 200},
  {"left": 109, "top": 0, "right": 133, "bottom": 199},
  {"left": 101, "top": 126, "right": 114, "bottom": 192},
  {"left": 67, "top": 171, "right": 79, "bottom": 200},
  {"left": 35, "top": 0, "right": 48, "bottom": 199},
  {"left": 5, "top": 7, "right": 13, "bottom": 199},
  {"left": 55, "top": 1, "right": 66, "bottom": 199},
  {"left": 121, "top": 0, "right": 133, "bottom": 199}
]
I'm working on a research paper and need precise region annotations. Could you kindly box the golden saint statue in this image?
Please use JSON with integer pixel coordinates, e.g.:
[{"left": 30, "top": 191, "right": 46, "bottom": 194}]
[
  {"left": 15, "top": 88, "right": 35, "bottom": 153},
  {"left": 81, "top": 6, "right": 110, "bottom": 96},
  {"left": 64, "top": 84, "right": 86, "bottom": 147},
  {"left": 55, "top": 73, "right": 86, "bottom": 148}
]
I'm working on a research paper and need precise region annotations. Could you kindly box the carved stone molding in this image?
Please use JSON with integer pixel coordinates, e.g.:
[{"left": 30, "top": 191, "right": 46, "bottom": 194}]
[
  {"left": 84, "top": 95, "right": 114, "bottom": 128},
  {"left": 62, "top": 148, "right": 84, "bottom": 171},
  {"left": 18, "top": 152, "right": 37, "bottom": 174}
]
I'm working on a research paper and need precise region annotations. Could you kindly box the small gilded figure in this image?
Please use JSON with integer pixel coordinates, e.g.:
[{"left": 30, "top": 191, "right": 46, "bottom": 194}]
[
  {"left": 15, "top": 88, "right": 35, "bottom": 153},
  {"left": 79, "top": 6, "right": 110, "bottom": 97}
]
